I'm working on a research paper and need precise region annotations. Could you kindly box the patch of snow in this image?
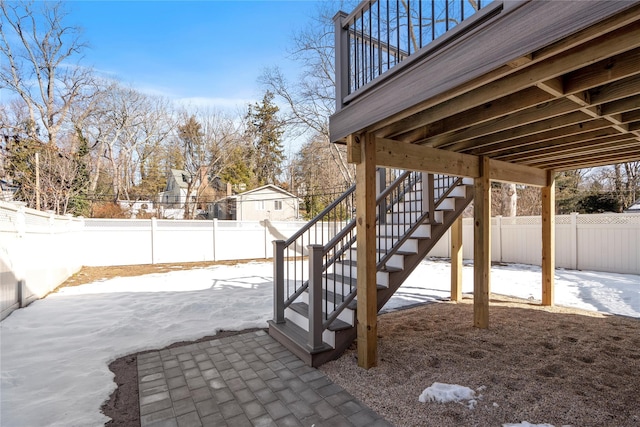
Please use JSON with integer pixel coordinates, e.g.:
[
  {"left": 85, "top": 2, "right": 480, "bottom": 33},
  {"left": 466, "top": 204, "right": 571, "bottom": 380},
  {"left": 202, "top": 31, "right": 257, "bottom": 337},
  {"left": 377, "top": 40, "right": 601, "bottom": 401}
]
[{"left": 418, "top": 382, "right": 478, "bottom": 405}]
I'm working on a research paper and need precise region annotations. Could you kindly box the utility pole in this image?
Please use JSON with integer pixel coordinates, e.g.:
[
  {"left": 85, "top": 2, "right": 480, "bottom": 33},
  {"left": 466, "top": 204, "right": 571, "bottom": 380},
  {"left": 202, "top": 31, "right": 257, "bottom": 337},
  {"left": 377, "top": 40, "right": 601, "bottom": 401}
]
[{"left": 35, "top": 152, "right": 41, "bottom": 210}]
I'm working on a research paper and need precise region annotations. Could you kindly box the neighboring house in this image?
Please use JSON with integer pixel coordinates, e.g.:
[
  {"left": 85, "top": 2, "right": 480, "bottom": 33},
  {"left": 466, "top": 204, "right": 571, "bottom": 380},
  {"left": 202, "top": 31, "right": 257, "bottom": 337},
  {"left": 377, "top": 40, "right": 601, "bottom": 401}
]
[
  {"left": 213, "top": 185, "right": 299, "bottom": 221},
  {"left": 0, "top": 179, "right": 18, "bottom": 202},
  {"left": 625, "top": 201, "right": 640, "bottom": 213},
  {"left": 117, "top": 200, "right": 154, "bottom": 217},
  {"left": 157, "top": 169, "right": 233, "bottom": 219},
  {"left": 158, "top": 169, "right": 190, "bottom": 209}
]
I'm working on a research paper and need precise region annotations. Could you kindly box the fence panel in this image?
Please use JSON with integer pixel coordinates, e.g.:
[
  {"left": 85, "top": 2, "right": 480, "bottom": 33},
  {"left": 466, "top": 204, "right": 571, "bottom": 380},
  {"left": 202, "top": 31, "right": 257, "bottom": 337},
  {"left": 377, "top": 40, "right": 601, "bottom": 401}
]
[
  {"left": 153, "top": 220, "right": 215, "bottom": 264},
  {"left": 426, "top": 214, "right": 639, "bottom": 275},
  {"left": 500, "top": 216, "right": 542, "bottom": 265},
  {"left": 83, "top": 219, "right": 153, "bottom": 266},
  {"left": 0, "top": 202, "right": 84, "bottom": 320},
  {"left": 576, "top": 214, "right": 640, "bottom": 274}
]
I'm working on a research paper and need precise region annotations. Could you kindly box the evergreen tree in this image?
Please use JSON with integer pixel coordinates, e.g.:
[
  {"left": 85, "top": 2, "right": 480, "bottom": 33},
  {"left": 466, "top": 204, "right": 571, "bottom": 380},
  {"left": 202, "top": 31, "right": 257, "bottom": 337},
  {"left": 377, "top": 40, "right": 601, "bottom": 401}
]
[
  {"left": 245, "top": 91, "right": 285, "bottom": 187},
  {"left": 555, "top": 170, "right": 583, "bottom": 214},
  {"left": 219, "top": 145, "right": 254, "bottom": 191},
  {"left": 67, "top": 128, "right": 91, "bottom": 216}
]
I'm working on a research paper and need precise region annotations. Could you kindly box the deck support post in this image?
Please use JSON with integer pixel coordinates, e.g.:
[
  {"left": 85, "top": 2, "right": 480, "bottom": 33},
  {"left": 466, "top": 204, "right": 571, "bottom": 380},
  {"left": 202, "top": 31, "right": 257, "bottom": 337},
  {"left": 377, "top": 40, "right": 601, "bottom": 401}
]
[
  {"left": 474, "top": 157, "right": 491, "bottom": 328},
  {"left": 355, "top": 133, "right": 378, "bottom": 369},
  {"left": 542, "top": 170, "right": 556, "bottom": 306},
  {"left": 451, "top": 216, "right": 463, "bottom": 302}
]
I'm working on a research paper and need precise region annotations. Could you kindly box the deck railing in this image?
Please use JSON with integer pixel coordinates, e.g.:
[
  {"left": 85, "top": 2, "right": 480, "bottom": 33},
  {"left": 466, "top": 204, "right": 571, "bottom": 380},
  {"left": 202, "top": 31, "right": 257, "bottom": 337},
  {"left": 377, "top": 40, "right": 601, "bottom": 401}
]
[{"left": 334, "top": 0, "right": 493, "bottom": 108}]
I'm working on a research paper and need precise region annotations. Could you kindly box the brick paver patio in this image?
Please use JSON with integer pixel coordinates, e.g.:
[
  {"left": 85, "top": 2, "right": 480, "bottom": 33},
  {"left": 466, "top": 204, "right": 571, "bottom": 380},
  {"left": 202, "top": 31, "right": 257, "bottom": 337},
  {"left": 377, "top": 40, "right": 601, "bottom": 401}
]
[{"left": 137, "top": 330, "right": 392, "bottom": 427}]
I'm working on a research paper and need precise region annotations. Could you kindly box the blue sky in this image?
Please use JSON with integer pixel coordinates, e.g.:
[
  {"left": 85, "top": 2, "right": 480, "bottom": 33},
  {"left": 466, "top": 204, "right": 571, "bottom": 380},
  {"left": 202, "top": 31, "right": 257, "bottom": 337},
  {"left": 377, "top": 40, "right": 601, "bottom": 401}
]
[{"left": 67, "top": 0, "right": 325, "bottom": 111}]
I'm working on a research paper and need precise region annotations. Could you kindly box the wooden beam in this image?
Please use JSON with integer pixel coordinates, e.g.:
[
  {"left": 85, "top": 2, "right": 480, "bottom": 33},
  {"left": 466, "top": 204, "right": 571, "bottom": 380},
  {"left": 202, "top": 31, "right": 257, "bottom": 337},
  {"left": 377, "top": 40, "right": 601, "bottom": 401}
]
[
  {"left": 488, "top": 158, "right": 548, "bottom": 187},
  {"left": 465, "top": 111, "right": 596, "bottom": 156},
  {"left": 386, "top": 87, "right": 554, "bottom": 142},
  {"left": 534, "top": 145, "right": 640, "bottom": 170},
  {"left": 495, "top": 129, "right": 625, "bottom": 162},
  {"left": 621, "top": 109, "right": 640, "bottom": 123},
  {"left": 355, "top": 132, "right": 377, "bottom": 369},
  {"left": 564, "top": 46, "right": 640, "bottom": 94},
  {"left": 520, "top": 137, "right": 639, "bottom": 166},
  {"left": 474, "top": 157, "right": 491, "bottom": 328},
  {"left": 601, "top": 96, "right": 640, "bottom": 116},
  {"left": 589, "top": 74, "right": 640, "bottom": 105},
  {"left": 346, "top": 134, "right": 361, "bottom": 164},
  {"left": 432, "top": 98, "right": 580, "bottom": 149},
  {"left": 375, "top": 137, "right": 549, "bottom": 187},
  {"left": 376, "top": 137, "right": 480, "bottom": 178},
  {"left": 541, "top": 170, "right": 556, "bottom": 306},
  {"left": 451, "top": 216, "right": 463, "bottom": 302}
]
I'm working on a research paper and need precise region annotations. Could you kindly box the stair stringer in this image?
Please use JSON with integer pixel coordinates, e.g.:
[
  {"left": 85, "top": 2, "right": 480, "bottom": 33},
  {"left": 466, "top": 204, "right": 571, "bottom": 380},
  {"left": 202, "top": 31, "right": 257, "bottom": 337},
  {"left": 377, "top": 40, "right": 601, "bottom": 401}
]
[
  {"left": 375, "top": 189, "right": 474, "bottom": 309},
  {"left": 324, "top": 187, "right": 474, "bottom": 366}
]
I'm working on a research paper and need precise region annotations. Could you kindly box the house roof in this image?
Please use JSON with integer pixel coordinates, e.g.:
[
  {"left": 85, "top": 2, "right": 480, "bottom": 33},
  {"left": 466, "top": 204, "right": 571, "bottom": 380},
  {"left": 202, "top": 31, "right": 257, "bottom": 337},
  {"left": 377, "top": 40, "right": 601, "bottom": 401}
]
[
  {"left": 330, "top": 1, "right": 640, "bottom": 182},
  {"left": 626, "top": 202, "right": 640, "bottom": 212},
  {"left": 215, "top": 184, "right": 299, "bottom": 202},
  {"left": 169, "top": 169, "right": 190, "bottom": 189}
]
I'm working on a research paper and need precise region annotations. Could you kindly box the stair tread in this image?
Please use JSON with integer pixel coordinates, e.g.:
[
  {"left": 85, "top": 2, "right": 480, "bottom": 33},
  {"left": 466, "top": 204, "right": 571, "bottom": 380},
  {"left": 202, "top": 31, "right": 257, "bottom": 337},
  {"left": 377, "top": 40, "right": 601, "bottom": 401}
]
[
  {"left": 304, "top": 287, "right": 357, "bottom": 306},
  {"left": 289, "top": 302, "right": 353, "bottom": 331},
  {"left": 350, "top": 247, "right": 417, "bottom": 255},
  {"left": 268, "top": 320, "right": 332, "bottom": 355},
  {"left": 270, "top": 176, "right": 475, "bottom": 367}
]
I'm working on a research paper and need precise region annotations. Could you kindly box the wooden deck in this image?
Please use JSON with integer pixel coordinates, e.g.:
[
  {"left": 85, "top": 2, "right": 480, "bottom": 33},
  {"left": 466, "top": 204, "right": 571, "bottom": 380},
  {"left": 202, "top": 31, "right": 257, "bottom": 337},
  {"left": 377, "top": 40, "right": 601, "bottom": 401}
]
[
  {"left": 331, "top": 0, "right": 640, "bottom": 175},
  {"left": 329, "top": 0, "right": 640, "bottom": 368}
]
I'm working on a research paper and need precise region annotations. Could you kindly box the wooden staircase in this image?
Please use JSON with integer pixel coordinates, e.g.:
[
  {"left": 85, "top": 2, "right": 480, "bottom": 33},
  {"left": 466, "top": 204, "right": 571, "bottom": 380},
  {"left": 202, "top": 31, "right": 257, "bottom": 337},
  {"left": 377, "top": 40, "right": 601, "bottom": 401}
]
[{"left": 268, "top": 170, "right": 474, "bottom": 367}]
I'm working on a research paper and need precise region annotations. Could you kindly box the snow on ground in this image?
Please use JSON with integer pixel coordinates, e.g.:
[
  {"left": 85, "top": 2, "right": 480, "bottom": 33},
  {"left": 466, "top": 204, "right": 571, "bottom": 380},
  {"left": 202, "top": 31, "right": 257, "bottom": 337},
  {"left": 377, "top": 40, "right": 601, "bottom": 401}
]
[
  {"left": 1, "top": 259, "right": 638, "bottom": 426},
  {"left": 418, "top": 382, "right": 480, "bottom": 409}
]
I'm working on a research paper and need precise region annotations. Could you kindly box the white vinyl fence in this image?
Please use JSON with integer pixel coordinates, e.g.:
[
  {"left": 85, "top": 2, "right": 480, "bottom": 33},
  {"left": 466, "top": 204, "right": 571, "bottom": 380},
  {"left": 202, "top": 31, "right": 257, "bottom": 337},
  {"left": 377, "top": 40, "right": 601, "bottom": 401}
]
[
  {"left": 1, "top": 200, "right": 639, "bottom": 320},
  {"left": 1, "top": 202, "right": 84, "bottom": 320},
  {"left": 82, "top": 218, "right": 308, "bottom": 266},
  {"left": 428, "top": 213, "right": 640, "bottom": 275}
]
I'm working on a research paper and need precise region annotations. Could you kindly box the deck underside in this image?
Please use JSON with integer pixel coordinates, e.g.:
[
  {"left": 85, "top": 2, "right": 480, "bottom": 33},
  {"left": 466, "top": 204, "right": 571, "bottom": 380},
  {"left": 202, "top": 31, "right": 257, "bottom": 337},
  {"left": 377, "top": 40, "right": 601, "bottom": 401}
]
[{"left": 331, "top": 0, "right": 640, "bottom": 174}]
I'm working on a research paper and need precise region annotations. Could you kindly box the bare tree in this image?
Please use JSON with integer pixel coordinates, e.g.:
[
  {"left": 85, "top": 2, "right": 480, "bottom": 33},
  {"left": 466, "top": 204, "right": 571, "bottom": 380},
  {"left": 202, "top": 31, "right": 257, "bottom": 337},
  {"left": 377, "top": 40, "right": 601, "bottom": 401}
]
[
  {"left": 176, "top": 109, "right": 244, "bottom": 219},
  {"left": 0, "top": 0, "right": 93, "bottom": 147},
  {"left": 82, "top": 84, "right": 173, "bottom": 202},
  {"left": 259, "top": 1, "right": 355, "bottom": 187},
  {"left": 500, "top": 183, "right": 517, "bottom": 217}
]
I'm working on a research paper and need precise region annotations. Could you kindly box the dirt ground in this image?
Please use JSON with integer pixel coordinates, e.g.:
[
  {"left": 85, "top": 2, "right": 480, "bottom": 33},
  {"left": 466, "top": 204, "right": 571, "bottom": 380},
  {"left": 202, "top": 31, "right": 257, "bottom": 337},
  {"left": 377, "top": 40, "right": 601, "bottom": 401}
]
[
  {"left": 60, "top": 264, "right": 640, "bottom": 427},
  {"left": 321, "top": 296, "right": 640, "bottom": 427}
]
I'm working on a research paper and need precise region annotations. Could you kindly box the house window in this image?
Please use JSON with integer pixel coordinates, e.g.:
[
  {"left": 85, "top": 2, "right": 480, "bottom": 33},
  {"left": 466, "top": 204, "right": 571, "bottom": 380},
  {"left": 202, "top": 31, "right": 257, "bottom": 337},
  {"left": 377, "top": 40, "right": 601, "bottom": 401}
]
[
  {"left": 274, "top": 200, "right": 283, "bottom": 211},
  {"left": 256, "top": 200, "right": 265, "bottom": 210}
]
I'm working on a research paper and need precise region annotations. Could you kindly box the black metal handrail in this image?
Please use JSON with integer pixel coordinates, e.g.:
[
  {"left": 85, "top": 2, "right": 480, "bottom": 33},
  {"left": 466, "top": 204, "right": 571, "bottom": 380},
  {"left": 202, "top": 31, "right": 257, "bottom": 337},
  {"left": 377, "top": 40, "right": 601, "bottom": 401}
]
[
  {"left": 338, "top": 0, "right": 493, "bottom": 96},
  {"left": 273, "top": 168, "right": 466, "bottom": 351}
]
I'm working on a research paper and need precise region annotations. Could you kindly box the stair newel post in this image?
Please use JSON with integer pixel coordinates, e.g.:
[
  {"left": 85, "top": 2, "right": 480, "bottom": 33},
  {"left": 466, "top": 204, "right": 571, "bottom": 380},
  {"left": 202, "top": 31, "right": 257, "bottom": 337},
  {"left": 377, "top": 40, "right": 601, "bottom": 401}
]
[
  {"left": 273, "top": 240, "right": 285, "bottom": 324},
  {"left": 308, "top": 244, "right": 325, "bottom": 351},
  {"left": 424, "top": 173, "right": 435, "bottom": 220}
]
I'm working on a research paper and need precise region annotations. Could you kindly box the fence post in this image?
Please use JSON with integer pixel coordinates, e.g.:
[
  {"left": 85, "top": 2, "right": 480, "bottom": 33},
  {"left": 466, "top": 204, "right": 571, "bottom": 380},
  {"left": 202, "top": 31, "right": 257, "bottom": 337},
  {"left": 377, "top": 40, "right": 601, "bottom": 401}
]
[
  {"left": 308, "top": 244, "right": 324, "bottom": 351},
  {"left": 264, "top": 220, "right": 269, "bottom": 259},
  {"left": 151, "top": 217, "right": 157, "bottom": 264},
  {"left": 16, "top": 206, "right": 26, "bottom": 238},
  {"left": 570, "top": 212, "right": 578, "bottom": 270},
  {"left": 495, "top": 215, "right": 502, "bottom": 263},
  {"left": 18, "top": 279, "right": 26, "bottom": 308},
  {"left": 212, "top": 218, "right": 217, "bottom": 261},
  {"left": 273, "top": 240, "right": 285, "bottom": 323}
]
